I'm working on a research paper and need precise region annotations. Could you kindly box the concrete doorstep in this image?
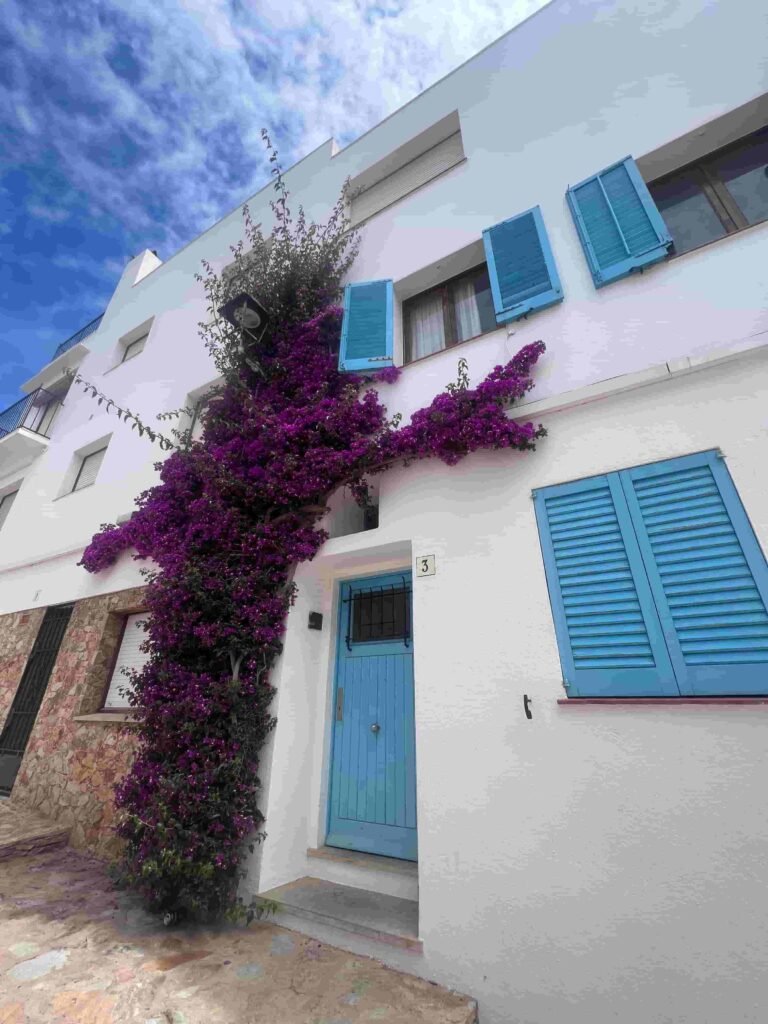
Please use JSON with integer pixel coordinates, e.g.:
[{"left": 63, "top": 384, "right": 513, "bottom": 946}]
[{"left": 259, "top": 876, "right": 422, "bottom": 951}]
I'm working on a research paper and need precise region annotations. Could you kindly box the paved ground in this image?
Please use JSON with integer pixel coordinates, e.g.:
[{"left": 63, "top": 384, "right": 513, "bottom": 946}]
[{"left": 0, "top": 845, "right": 477, "bottom": 1024}]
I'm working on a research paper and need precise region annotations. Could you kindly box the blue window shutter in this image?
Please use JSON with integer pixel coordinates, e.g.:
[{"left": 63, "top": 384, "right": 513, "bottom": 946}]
[
  {"left": 534, "top": 474, "right": 679, "bottom": 697},
  {"left": 338, "top": 280, "right": 394, "bottom": 372},
  {"left": 482, "top": 206, "right": 563, "bottom": 323},
  {"left": 620, "top": 451, "right": 768, "bottom": 696},
  {"left": 566, "top": 157, "right": 672, "bottom": 287}
]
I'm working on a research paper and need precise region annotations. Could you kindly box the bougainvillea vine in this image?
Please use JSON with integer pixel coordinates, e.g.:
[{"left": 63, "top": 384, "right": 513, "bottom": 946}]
[{"left": 78, "top": 145, "right": 547, "bottom": 921}]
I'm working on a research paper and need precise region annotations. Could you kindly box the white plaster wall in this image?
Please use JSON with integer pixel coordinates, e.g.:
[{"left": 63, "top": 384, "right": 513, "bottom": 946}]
[
  {"left": 257, "top": 348, "right": 768, "bottom": 1023},
  {"left": 0, "top": 2, "right": 764, "bottom": 1016},
  {"left": 1, "top": 0, "right": 767, "bottom": 609}
]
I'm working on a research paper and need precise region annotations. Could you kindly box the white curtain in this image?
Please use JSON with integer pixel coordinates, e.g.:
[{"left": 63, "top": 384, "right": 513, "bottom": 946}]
[
  {"left": 453, "top": 278, "right": 482, "bottom": 342},
  {"left": 408, "top": 291, "right": 445, "bottom": 360}
]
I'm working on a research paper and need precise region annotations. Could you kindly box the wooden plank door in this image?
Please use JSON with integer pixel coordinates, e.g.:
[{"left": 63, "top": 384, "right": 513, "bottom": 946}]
[{"left": 327, "top": 572, "right": 417, "bottom": 861}]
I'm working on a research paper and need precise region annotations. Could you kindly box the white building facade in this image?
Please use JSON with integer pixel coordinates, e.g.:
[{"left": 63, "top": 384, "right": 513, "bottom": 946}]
[{"left": 1, "top": 1, "right": 768, "bottom": 1020}]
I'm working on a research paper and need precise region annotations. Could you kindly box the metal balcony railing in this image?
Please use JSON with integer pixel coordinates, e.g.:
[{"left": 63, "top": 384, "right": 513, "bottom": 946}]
[
  {"left": 0, "top": 388, "right": 61, "bottom": 441},
  {"left": 52, "top": 313, "right": 103, "bottom": 360}
]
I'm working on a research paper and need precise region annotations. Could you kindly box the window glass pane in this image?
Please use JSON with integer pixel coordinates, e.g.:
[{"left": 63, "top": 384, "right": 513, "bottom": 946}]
[
  {"left": 405, "top": 290, "right": 445, "bottom": 361},
  {"left": 0, "top": 490, "right": 19, "bottom": 530},
  {"left": 709, "top": 129, "right": 768, "bottom": 227},
  {"left": 351, "top": 587, "right": 409, "bottom": 643},
  {"left": 464, "top": 265, "right": 496, "bottom": 336},
  {"left": 451, "top": 266, "right": 496, "bottom": 342},
  {"left": 649, "top": 172, "right": 727, "bottom": 255}
]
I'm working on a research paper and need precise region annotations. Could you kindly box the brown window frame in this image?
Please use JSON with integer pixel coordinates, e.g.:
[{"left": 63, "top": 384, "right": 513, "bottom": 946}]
[
  {"left": 403, "top": 262, "right": 497, "bottom": 365},
  {"left": 648, "top": 125, "right": 767, "bottom": 258},
  {"left": 98, "top": 610, "right": 149, "bottom": 712}
]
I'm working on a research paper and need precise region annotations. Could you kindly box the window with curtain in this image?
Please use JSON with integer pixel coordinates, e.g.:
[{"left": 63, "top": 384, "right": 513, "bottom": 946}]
[
  {"left": 403, "top": 264, "right": 496, "bottom": 363},
  {"left": 648, "top": 125, "right": 768, "bottom": 257}
]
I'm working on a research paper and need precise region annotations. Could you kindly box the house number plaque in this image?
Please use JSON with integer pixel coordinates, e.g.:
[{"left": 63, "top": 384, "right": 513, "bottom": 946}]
[{"left": 416, "top": 554, "right": 436, "bottom": 577}]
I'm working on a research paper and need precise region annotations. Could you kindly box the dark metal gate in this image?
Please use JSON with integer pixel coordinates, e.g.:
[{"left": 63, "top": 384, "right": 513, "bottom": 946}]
[{"left": 0, "top": 604, "right": 73, "bottom": 794}]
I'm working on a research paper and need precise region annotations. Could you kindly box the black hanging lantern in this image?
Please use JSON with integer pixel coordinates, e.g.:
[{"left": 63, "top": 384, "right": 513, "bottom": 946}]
[{"left": 218, "top": 292, "right": 271, "bottom": 349}]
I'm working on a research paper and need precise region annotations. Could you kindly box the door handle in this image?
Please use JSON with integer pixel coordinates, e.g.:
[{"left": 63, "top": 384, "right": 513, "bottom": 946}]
[
  {"left": 336, "top": 688, "right": 344, "bottom": 722},
  {"left": 370, "top": 723, "right": 380, "bottom": 734}
]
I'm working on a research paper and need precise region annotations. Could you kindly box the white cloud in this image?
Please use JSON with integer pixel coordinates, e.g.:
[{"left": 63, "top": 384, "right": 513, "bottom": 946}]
[{"left": 1, "top": 0, "right": 548, "bottom": 255}]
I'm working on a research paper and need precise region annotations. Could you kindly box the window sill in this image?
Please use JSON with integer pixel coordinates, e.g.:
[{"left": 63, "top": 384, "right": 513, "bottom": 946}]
[
  {"left": 557, "top": 697, "right": 768, "bottom": 706},
  {"left": 74, "top": 711, "right": 140, "bottom": 724}
]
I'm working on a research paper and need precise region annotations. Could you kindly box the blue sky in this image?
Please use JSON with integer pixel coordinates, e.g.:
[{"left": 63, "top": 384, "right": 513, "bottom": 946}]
[{"left": 0, "top": 0, "right": 545, "bottom": 408}]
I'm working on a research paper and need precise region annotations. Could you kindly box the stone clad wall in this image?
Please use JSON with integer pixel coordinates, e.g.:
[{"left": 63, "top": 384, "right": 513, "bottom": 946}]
[
  {"left": 1, "top": 586, "right": 147, "bottom": 858},
  {"left": 0, "top": 606, "right": 46, "bottom": 725}
]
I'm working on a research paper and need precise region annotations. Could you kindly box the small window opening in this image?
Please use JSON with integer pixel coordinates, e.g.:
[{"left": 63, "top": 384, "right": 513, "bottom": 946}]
[{"left": 345, "top": 579, "right": 411, "bottom": 649}]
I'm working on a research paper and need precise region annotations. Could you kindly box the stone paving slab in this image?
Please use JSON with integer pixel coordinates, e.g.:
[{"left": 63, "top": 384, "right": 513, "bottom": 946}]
[
  {"left": 0, "top": 799, "right": 69, "bottom": 860},
  {"left": 0, "top": 845, "right": 478, "bottom": 1024}
]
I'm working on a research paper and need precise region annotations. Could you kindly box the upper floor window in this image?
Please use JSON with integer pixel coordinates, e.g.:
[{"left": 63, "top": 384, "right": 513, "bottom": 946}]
[
  {"left": 71, "top": 445, "right": 108, "bottom": 492},
  {"left": 349, "top": 111, "right": 464, "bottom": 227},
  {"left": 121, "top": 332, "right": 148, "bottom": 363},
  {"left": 403, "top": 264, "right": 496, "bottom": 363},
  {"left": 0, "top": 489, "right": 19, "bottom": 531},
  {"left": 648, "top": 126, "right": 768, "bottom": 257}
]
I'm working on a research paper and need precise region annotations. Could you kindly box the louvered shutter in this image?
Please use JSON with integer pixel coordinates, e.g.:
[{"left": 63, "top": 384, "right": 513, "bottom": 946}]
[
  {"left": 103, "top": 614, "right": 149, "bottom": 709},
  {"left": 534, "top": 474, "right": 678, "bottom": 697},
  {"left": 338, "top": 280, "right": 394, "bottom": 372},
  {"left": 73, "top": 447, "right": 107, "bottom": 491},
  {"left": 620, "top": 451, "right": 768, "bottom": 695},
  {"left": 566, "top": 157, "right": 672, "bottom": 287},
  {"left": 482, "top": 206, "right": 563, "bottom": 323}
]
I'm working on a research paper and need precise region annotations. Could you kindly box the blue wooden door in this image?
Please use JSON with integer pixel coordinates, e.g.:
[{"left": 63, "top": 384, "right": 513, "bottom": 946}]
[{"left": 327, "top": 572, "right": 417, "bottom": 861}]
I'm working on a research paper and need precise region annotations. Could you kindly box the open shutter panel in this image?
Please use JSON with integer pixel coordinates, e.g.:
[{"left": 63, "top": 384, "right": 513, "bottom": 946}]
[
  {"left": 566, "top": 157, "right": 672, "bottom": 287},
  {"left": 103, "top": 614, "right": 150, "bottom": 709},
  {"left": 620, "top": 451, "right": 768, "bottom": 696},
  {"left": 534, "top": 474, "right": 679, "bottom": 697},
  {"left": 338, "top": 280, "right": 394, "bottom": 372},
  {"left": 482, "top": 206, "right": 562, "bottom": 323}
]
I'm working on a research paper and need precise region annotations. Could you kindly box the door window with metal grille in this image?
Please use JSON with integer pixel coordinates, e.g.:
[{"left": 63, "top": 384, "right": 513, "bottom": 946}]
[{"left": 346, "top": 580, "right": 411, "bottom": 647}]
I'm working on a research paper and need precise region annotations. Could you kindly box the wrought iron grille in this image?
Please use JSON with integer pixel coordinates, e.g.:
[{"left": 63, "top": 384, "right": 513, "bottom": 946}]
[
  {"left": 52, "top": 313, "right": 103, "bottom": 360},
  {"left": 0, "top": 388, "right": 60, "bottom": 440},
  {"left": 344, "top": 579, "right": 411, "bottom": 649},
  {"left": 0, "top": 604, "right": 73, "bottom": 794}
]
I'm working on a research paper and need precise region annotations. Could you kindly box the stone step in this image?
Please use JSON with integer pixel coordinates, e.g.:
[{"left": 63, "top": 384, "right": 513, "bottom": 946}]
[
  {"left": 259, "top": 875, "right": 421, "bottom": 951},
  {"left": 0, "top": 801, "right": 70, "bottom": 861},
  {"left": 306, "top": 845, "right": 419, "bottom": 900}
]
